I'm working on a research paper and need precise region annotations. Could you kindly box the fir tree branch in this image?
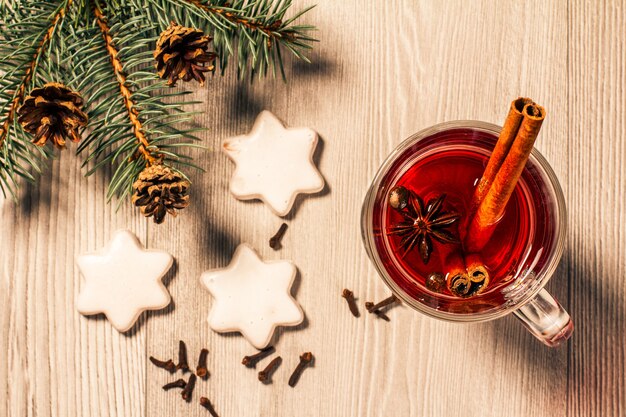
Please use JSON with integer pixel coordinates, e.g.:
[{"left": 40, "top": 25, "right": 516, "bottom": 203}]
[
  {"left": 62, "top": 0, "right": 202, "bottom": 205},
  {"left": 92, "top": 2, "right": 159, "bottom": 166},
  {"left": 185, "top": 0, "right": 289, "bottom": 43},
  {"left": 0, "top": 0, "right": 72, "bottom": 148},
  {"left": 0, "top": 0, "right": 319, "bottom": 215},
  {"left": 0, "top": 0, "right": 73, "bottom": 198},
  {"left": 190, "top": 0, "right": 317, "bottom": 78},
  {"left": 136, "top": 0, "right": 317, "bottom": 79}
]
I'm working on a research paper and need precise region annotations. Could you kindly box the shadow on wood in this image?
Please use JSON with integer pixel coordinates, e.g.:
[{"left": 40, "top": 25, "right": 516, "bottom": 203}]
[{"left": 290, "top": 56, "right": 338, "bottom": 81}]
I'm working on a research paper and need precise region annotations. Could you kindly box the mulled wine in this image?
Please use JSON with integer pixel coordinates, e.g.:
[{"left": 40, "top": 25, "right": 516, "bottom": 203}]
[{"left": 364, "top": 124, "right": 561, "bottom": 316}]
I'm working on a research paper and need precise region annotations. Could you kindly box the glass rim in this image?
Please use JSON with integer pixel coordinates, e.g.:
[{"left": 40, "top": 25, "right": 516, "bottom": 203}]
[{"left": 361, "top": 120, "right": 567, "bottom": 322}]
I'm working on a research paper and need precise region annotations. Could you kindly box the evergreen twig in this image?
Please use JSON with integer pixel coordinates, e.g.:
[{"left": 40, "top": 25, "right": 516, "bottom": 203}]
[
  {"left": 186, "top": 0, "right": 292, "bottom": 41},
  {"left": 138, "top": 0, "right": 317, "bottom": 79},
  {"left": 68, "top": 0, "right": 201, "bottom": 204},
  {"left": 93, "top": 2, "right": 159, "bottom": 166},
  {"left": 0, "top": 0, "right": 317, "bottom": 218},
  {"left": 0, "top": 0, "right": 72, "bottom": 197},
  {"left": 0, "top": 2, "right": 71, "bottom": 146}
]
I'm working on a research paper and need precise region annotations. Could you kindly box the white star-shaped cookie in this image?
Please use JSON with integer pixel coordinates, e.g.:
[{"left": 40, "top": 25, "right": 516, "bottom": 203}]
[
  {"left": 201, "top": 244, "right": 304, "bottom": 349},
  {"left": 76, "top": 230, "right": 173, "bottom": 332},
  {"left": 222, "top": 111, "right": 325, "bottom": 216}
]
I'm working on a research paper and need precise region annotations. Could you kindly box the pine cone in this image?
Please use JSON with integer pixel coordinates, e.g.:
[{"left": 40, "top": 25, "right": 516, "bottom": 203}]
[
  {"left": 132, "top": 164, "right": 190, "bottom": 224},
  {"left": 154, "top": 21, "right": 217, "bottom": 86},
  {"left": 17, "top": 82, "right": 88, "bottom": 149}
]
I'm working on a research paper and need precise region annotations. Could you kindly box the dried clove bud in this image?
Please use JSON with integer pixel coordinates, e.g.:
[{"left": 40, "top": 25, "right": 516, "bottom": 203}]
[
  {"left": 162, "top": 379, "right": 186, "bottom": 391},
  {"left": 365, "top": 294, "right": 398, "bottom": 321},
  {"left": 389, "top": 186, "right": 409, "bottom": 210},
  {"left": 149, "top": 356, "right": 177, "bottom": 373},
  {"left": 181, "top": 374, "right": 197, "bottom": 402},
  {"left": 341, "top": 289, "right": 360, "bottom": 317},
  {"left": 196, "top": 348, "right": 209, "bottom": 379},
  {"left": 242, "top": 346, "right": 275, "bottom": 368},
  {"left": 269, "top": 223, "right": 288, "bottom": 250},
  {"left": 177, "top": 340, "right": 189, "bottom": 372},
  {"left": 374, "top": 310, "right": 390, "bottom": 321},
  {"left": 200, "top": 397, "right": 219, "bottom": 417},
  {"left": 258, "top": 356, "right": 282, "bottom": 384},
  {"left": 288, "top": 352, "right": 314, "bottom": 387},
  {"left": 425, "top": 272, "right": 446, "bottom": 293},
  {"left": 365, "top": 302, "right": 390, "bottom": 321},
  {"left": 366, "top": 294, "right": 398, "bottom": 312}
]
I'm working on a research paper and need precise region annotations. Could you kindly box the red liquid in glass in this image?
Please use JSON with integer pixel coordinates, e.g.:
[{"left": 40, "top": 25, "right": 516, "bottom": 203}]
[{"left": 371, "top": 128, "right": 555, "bottom": 304}]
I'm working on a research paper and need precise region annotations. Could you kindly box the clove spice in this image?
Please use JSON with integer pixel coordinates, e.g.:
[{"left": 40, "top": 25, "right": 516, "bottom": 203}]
[
  {"left": 181, "top": 374, "right": 197, "bottom": 402},
  {"left": 242, "top": 346, "right": 275, "bottom": 368},
  {"left": 366, "top": 294, "right": 398, "bottom": 312},
  {"left": 365, "top": 302, "right": 390, "bottom": 321},
  {"left": 365, "top": 294, "right": 398, "bottom": 321},
  {"left": 176, "top": 340, "right": 189, "bottom": 372},
  {"left": 162, "top": 379, "right": 186, "bottom": 391},
  {"left": 200, "top": 397, "right": 219, "bottom": 417},
  {"left": 341, "top": 289, "right": 360, "bottom": 317},
  {"left": 258, "top": 356, "right": 282, "bottom": 384},
  {"left": 269, "top": 223, "right": 288, "bottom": 250},
  {"left": 149, "top": 356, "right": 177, "bottom": 373},
  {"left": 196, "top": 348, "right": 209, "bottom": 379},
  {"left": 288, "top": 352, "right": 313, "bottom": 387}
]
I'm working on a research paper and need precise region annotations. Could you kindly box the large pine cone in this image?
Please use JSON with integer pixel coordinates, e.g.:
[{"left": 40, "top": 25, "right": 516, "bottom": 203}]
[
  {"left": 154, "top": 21, "right": 217, "bottom": 86},
  {"left": 132, "top": 164, "right": 190, "bottom": 224},
  {"left": 17, "top": 82, "right": 88, "bottom": 149}
]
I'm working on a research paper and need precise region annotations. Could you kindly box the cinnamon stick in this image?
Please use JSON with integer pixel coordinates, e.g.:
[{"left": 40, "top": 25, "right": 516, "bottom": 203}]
[
  {"left": 466, "top": 102, "right": 545, "bottom": 252},
  {"left": 471, "top": 97, "right": 532, "bottom": 209},
  {"left": 465, "top": 254, "right": 490, "bottom": 296},
  {"left": 440, "top": 243, "right": 471, "bottom": 297}
]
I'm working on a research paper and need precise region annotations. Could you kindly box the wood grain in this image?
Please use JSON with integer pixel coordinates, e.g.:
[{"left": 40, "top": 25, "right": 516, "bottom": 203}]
[
  {"left": 1, "top": 0, "right": 624, "bottom": 416},
  {"left": 568, "top": 1, "right": 625, "bottom": 416},
  {"left": 0, "top": 155, "right": 147, "bottom": 417}
]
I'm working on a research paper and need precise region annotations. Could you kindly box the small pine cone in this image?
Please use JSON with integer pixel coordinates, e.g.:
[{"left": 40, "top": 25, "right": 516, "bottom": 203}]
[
  {"left": 132, "top": 164, "right": 190, "bottom": 224},
  {"left": 154, "top": 21, "right": 217, "bottom": 86},
  {"left": 17, "top": 82, "right": 88, "bottom": 149}
]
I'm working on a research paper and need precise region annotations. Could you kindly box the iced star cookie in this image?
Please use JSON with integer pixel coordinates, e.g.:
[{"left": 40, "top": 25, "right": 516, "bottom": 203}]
[
  {"left": 201, "top": 244, "right": 304, "bottom": 349},
  {"left": 222, "top": 111, "right": 325, "bottom": 216},
  {"left": 76, "top": 230, "right": 173, "bottom": 332}
]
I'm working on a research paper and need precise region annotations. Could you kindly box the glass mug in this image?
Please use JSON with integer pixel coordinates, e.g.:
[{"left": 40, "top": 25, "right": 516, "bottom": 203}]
[{"left": 361, "top": 121, "right": 573, "bottom": 346}]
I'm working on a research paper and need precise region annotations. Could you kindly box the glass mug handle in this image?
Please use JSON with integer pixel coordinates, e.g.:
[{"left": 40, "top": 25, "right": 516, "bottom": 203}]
[{"left": 513, "top": 288, "right": 574, "bottom": 347}]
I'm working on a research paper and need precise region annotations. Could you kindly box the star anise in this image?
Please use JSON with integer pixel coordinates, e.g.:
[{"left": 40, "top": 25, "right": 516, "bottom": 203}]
[{"left": 386, "top": 187, "right": 460, "bottom": 264}]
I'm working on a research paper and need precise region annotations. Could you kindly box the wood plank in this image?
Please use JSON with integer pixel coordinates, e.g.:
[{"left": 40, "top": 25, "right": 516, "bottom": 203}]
[
  {"left": 146, "top": 1, "right": 570, "bottom": 416},
  {"left": 568, "top": 1, "right": 626, "bottom": 416},
  {"left": 0, "top": 152, "right": 147, "bottom": 417},
  {"left": 6, "top": 1, "right": 626, "bottom": 416}
]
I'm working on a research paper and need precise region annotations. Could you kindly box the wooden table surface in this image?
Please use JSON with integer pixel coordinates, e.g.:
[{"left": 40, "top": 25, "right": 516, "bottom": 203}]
[{"left": 2, "top": 1, "right": 625, "bottom": 416}]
